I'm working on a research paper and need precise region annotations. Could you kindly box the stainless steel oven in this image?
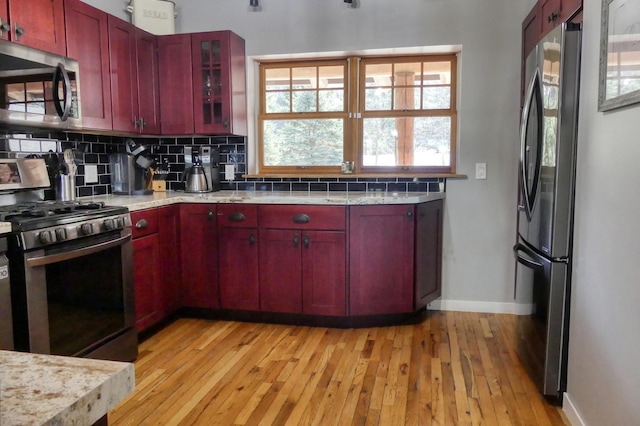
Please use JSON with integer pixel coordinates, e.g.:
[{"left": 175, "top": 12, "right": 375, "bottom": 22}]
[
  {"left": 1, "top": 159, "right": 136, "bottom": 362},
  {"left": 10, "top": 220, "right": 137, "bottom": 361}
]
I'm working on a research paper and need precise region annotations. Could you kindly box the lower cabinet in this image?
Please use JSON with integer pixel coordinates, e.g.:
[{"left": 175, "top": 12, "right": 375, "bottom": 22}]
[
  {"left": 258, "top": 205, "right": 347, "bottom": 316},
  {"left": 349, "top": 205, "right": 416, "bottom": 316},
  {"left": 217, "top": 204, "right": 259, "bottom": 311},
  {"left": 158, "top": 205, "right": 181, "bottom": 316},
  {"left": 180, "top": 204, "right": 219, "bottom": 309},
  {"left": 131, "top": 208, "right": 161, "bottom": 332},
  {"left": 415, "top": 200, "right": 443, "bottom": 310}
]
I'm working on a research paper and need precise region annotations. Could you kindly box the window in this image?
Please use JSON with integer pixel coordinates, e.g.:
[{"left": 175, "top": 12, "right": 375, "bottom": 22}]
[{"left": 258, "top": 54, "right": 457, "bottom": 175}]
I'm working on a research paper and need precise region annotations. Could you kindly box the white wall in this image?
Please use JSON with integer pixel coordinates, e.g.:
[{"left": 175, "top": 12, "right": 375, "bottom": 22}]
[{"left": 563, "top": 0, "right": 640, "bottom": 424}]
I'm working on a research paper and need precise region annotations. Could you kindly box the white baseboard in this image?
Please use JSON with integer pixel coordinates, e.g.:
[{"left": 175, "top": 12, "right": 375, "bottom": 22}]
[
  {"left": 563, "top": 393, "right": 586, "bottom": 426},
  {"left": 427, "top": 299, "right": 534, "bottom": 315}
]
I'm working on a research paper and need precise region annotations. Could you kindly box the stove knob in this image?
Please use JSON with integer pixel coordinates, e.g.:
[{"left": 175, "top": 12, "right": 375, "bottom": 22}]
[
  {"left": 38, "top": 230, "right": 55, "bottom": 245},
  {"left": 103, "top": 218, "right": 116, "bottom": 231},
  {"left": 55, "top": 228, "right": 68, "bottom": 241},
  {"left": 80, "top": 223, "right": 94, "bottom": 236},
  {"left": 116, "top": 217, "right": 126, "bottom": 229}
]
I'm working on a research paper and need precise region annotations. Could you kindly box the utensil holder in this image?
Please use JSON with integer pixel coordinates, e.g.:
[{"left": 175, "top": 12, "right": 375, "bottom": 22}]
[{"left": 55, "top": 175, "right": 76, "bottom": 201}]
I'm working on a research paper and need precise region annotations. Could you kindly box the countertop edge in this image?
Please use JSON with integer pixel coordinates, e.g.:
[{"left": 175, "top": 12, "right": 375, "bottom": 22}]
[{"left": 85, "top": 190, "right": 446, "bottom": 211}]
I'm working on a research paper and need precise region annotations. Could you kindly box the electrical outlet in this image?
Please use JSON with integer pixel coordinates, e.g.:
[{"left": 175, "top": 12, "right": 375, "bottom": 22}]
[
  {"left": 476, "top": 163, "right": 487, "bottom": 180},
  {"left": 85, "top": 164, "right": 98, "bottom": 183}
]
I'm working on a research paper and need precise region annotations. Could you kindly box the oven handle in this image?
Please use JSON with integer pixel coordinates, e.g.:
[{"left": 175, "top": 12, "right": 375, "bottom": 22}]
[{"left": 26, "top": 234, "right": 131, "bottom": 267}]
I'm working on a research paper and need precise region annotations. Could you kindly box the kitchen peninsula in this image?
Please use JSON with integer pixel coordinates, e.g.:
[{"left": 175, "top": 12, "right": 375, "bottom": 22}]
[{"left": 0, "top": 350, "right": 134, "bottom": 426}]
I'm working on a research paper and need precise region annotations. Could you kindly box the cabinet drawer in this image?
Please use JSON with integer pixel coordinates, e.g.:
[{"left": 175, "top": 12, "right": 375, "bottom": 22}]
[
  {"left": 259, "top": 205, "right": 346, "bottom": 230},
  {"left": 131, "top": 208, "right": 159, "bottom": 238},
  {"left": 217, "top": 204, "right": 258, "bottom": 228}
]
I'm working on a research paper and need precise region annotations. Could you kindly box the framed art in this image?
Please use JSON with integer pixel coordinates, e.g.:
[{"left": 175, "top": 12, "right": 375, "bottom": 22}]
[{"left": 598, "top": 0, "right": 640, "bottom": 111}]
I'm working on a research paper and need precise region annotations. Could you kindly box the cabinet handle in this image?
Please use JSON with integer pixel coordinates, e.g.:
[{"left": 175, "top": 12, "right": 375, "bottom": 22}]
[
  {"left": 293, "top": 234, "right": 299, "bottom": 248},
  {"left": 141, "top": 118, "right": 147, "bottom": 130},
  {"left": 0, "top": 18, "right": 9, "bottom": 37},
  {"left": 303, "top": 234, "right": 310, "bottom": 249},
  {"left": 135, "top": 219, "right": 148, "bottom": 229},
  {"left": 228, "top": 212, "right": 246, "bottom": 222},
  {"left": 223, "top": 118, "right": 229, "bottom": 129},
  {"left": 207, "top": 210, "right": 215, "bottom": 220},
  {"left": 249, "top": 232, "right": 255, "bottom": 246},
  {"left": 14, "top": 22, "right": 24, "bottom": 40},
  {"left": 406, "top": 208, "right": 413, "bottom": 220},
  {"left": 292, "top": 214, "right": 310, "bottom": 224},
  {"left": 547, "top": 12, "right": 558, "bottom": 23},
  {"left": 134, "top": 116, "right": 141, "bottom": 129}
]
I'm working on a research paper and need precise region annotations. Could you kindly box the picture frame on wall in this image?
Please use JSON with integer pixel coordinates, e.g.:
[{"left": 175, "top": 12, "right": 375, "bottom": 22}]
[{"left": 598, "top": 0, "right": 640, "bottom": 111}]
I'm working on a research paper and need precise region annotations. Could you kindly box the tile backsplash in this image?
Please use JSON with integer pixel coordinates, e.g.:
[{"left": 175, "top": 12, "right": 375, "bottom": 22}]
[{"left": 0, "top": 130, "right": 446, "bottom": 197}]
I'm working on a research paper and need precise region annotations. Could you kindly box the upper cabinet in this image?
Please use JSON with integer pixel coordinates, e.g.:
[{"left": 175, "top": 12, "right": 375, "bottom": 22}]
[
  {"left": 191, "top": 31, "right": 247, "bottom": 136},
  {"left": 158, "top": 34, "right": 195, "bottom": 135},
  {"left": 0, "top": 0, "right": 66, "bottom": 56},
  {"left": 65, "top": 0, "right": 112, "bottom": 131},
  {"left": 107, "top": 16, "right": 160, "bottom": 134}
]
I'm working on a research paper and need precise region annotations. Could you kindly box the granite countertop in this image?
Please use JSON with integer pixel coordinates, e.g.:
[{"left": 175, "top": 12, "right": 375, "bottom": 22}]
[
  {"left": 86, "top": 190, "right": 445, "bottom": 211},
  {"left": 0, "top": 351, "right": 134, "bottom": 426}
]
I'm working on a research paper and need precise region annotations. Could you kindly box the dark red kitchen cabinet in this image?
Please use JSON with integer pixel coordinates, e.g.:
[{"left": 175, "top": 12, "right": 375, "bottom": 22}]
[
  {"left": 158, "top": 34, "right": 194, "bottom": 135},
  {"left": 302, "top": 231, "right": 346, "bottom": 316},
  {"left": 3, "top": 0, "right": 66, "bottom": 55},
  {"left": 65, "top": 0, "right": 112, "bottom": 131},
  {"left": 108, "top": 16, "right": 160, "bottom": 134},
  {"left": 349, "top": 205, "right": 415, "bottom": 316},
  {"left": 414, "top": 200, "right": 443, "bottom": 311},
  {"left": 133, "top": 234, "right": 162, "bottom": 332},
  {"left": 108, "top": 16, "right": 138, "bottom": 133},
  {"left": 180, "top": 204, "right": 219, "bottom": 309},
  {"left": 560, "top": 0, "right": 582, "bottom": 22},
  {"left": 191, "top": 31, "right": 247, "bottom": 136},
  {"left": 540, "top": 0, "right": 561, "bottom": 37},
  {"left": 158, "top": 205, "right": 181, "bottom": 316},
  {"left": 259, "top": 229, "right": 302, "bottom": 314},
  {"left": 135, "top": 28, "right": 161, "bottom": 134},
  {"left": 218, "top": 227, "right": 259, "bottom": 311}
]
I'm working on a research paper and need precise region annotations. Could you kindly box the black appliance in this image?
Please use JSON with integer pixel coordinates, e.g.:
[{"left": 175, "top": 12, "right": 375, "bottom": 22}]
[
  {"left": 0, "top": 39, "right": 81, "bottom": 129},
  {"left": 513, "top": 23, "right": 581, "bottom": 404},
  {"left": 0, "top": 158, "right": 137, "bottom": 362},
  {"left": 0, "top": 237, "right": 12, "bottom": 350}
]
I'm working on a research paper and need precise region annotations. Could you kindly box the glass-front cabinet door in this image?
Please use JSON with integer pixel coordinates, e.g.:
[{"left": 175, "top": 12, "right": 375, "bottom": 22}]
[{"left": 191, "top": 31, "right": 247, "bottom": 136}]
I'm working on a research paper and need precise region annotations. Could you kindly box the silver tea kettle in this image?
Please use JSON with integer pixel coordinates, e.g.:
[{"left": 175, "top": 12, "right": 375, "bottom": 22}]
[{"left": 184, "top": 154, "right": 210, "bottom": 193}]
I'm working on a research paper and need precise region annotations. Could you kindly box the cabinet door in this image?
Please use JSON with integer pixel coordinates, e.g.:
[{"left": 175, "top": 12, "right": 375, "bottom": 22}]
[
  {"left": 158, "top": 205, "right": 181, "bottom": 316},
  {"left": 560, "top": 0, "right": 582, "bottom": 22},
  {"left": 7, "top": 0, "right": 66, "bottom": 55},
  {"left": 540, "top": 0, "right": 561, "bottom": 37},
  {"left": 259, "top": 229, "right": 302, "bottom": 313},
  {"left": 302, "top": 231, "right": 346, "bottom": 316},
  {"left": 136, "top": 28, "right": 161, "bottom": 134},
  {"left": 414, "top": 201, "right": 443, "bottom": 310},
  {"left": 349, "top": 205, "right": 415, "bottom": 316},
  {"left": 108, "top": 16, "right": 138, "bottom": 133},
  {"left": 133, "top": 233, "right": 161, "bottom": 331},
  {"left": 65, "top": 0, "right": 112, "bottom": 131},
  {"left": 0, "top": 1, "right": 8, "bottom": 42},
  {"left": 180, "top": 204, "right": 219, "bottom": 309},
  {"left": 219, "top": 227, "right": 259, "bottom": 311},
  {"left": 158, "top": 34, "right": 194, "bottom": 135},
  {"left": 192, "top": 31, "right": 247, "bottom": 135}
]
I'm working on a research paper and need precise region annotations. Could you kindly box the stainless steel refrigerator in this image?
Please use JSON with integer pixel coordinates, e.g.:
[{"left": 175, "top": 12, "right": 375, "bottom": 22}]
[{"left": 513, "top": 22, "right": 581, "bottom": 404}]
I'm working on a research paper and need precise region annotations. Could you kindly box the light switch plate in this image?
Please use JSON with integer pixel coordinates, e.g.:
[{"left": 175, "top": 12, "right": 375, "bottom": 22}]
[
  {"left": 85, "top": 164, "right": 98, "bottom": 183},
  {"left": 476, "top": 162, "right": 487, "bottom": 180},
  {"left": 225, "top": 164, "right": 235, "bottom": 181}
]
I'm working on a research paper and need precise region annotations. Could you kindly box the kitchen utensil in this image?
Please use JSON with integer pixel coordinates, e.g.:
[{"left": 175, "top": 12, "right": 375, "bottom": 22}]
[
  {"left": 63, "top": 148, "right": 77, "bottom": 177},
  {"left": 185, "top": 156, "right": 210, "bottom": 193},
  {"left": 55, "top": 174, "right": 75, "bottom": 201}
]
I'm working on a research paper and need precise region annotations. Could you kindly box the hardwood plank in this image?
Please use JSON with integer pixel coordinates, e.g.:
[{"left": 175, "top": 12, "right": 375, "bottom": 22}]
[{"left": 109, "top": 313, "right": 568, "bottom": 426}]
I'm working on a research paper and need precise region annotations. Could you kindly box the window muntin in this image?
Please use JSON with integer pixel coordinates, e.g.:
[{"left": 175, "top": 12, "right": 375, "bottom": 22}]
[{"left": 259, "top": 54, "right": 457, "bottom": 174}]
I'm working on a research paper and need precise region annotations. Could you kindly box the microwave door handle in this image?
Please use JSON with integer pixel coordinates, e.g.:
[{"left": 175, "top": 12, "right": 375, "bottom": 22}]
[
  {"left": 52, "top": 63, "right": 72, "bottom": 121},
  {"left": 26, "top": 234, "right": 131, "bottom": 267}
]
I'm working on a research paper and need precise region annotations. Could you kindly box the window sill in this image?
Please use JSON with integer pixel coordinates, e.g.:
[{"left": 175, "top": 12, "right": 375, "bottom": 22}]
[{"left": 243, "top": 173, "right": 468, "bottom": 179}]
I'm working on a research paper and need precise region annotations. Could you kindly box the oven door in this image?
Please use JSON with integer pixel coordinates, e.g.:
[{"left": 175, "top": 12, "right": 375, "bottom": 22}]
[{"left": 21, "top": 229, "right": 135, "bottom": 360}]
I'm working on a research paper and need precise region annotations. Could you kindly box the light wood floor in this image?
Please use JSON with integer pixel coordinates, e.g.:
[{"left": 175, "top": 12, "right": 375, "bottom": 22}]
[{"left": 109, "top": 311, "right": 568, "bottom": 425}]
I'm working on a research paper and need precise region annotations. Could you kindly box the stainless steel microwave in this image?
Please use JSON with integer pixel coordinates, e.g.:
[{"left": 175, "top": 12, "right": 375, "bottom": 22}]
[{"left": 0, "top": 40, "right": 81, "bottom": 130}]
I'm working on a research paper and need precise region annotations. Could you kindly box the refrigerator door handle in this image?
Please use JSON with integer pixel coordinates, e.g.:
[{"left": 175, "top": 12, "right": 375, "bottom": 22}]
[
  {"left": 520, "top": 68, "right": 544, "bottom": 221},
  {"left": 513, "top": 242, "right": 544, "bottom": 270}
]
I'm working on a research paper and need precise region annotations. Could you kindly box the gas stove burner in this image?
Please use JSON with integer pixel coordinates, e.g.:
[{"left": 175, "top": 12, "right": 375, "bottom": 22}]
[{"left": 0, "top": 201, "right": 109, "bottom": 221}]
